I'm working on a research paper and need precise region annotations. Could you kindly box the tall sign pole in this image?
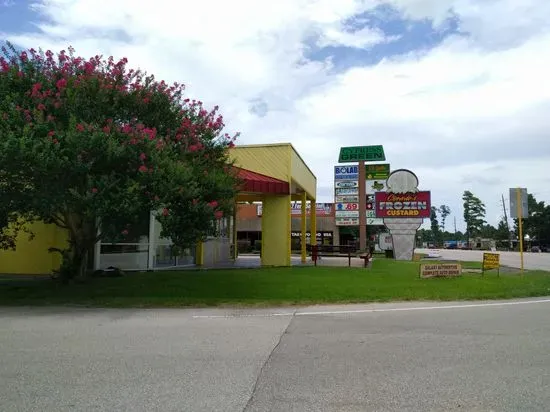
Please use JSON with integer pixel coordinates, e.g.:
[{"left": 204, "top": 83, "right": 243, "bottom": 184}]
[
  {"left": 358, "top": 160, "right": 366, "bottom": 251},
  {"left": 516, "top": 188, "right": 524, "bottom": 274},
  {"left": 337, "top": 145, "right": 386, "bottom": 253},
  {"left": 510, "top": 187, "right": 528, "bottom": 275}
]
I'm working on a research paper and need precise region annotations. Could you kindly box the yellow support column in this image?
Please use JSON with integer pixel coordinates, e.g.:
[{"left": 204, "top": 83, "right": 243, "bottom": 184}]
[
  {"left": 300, "top": 192, "right": 307, "bottom": 263},
  {"left": 233, "top": 202, "right": 238, "bottom": 260},
  {"left": 261, "top": 194, "right": 291, "bottom": 266},
  {"left": 310, "top": 199, "right": 317, "bottom": 250},
  {"left": 195, "top": 241, "right": 204, "bottom": 266}
]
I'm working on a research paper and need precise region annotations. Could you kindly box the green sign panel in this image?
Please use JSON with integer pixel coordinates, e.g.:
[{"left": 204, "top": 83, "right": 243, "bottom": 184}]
[
  {"left": 338, "top": 145, "right": 385, "bottom": 163},
  {"left": 365, "top": 163, "right": 390, "bottom": 180}
]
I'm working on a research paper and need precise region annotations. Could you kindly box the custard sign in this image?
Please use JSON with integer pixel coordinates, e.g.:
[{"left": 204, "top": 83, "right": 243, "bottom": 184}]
[{"left": 374, "top": 191, "right": 431, "bottom": 218}]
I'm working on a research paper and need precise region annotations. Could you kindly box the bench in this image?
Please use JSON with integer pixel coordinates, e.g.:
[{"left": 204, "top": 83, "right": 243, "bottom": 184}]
[{"left": 308, "top": 245, "right": 358, "bottom": 267}]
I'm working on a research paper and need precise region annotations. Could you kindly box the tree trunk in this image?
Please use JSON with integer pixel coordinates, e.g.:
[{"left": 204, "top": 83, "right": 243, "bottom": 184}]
[{"left": 61, "top": 214, "right": 96, "bottom": 282}]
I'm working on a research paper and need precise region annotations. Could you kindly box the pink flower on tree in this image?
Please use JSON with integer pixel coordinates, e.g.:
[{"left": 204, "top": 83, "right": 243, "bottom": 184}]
[
  {"left": 91, "top": 187, "right": 98, "bottom": 193},
  {"left": 162, "top": 208, "right": 170, "bottom": 216},
  {"left": 56, "top": 78, "right": 67, "bottom": 90},
  {"left": 138, "top": 165, "right": 148, "bottom": 172},
  {"left": 214, "top": 210, "right": 224, "bottom": 220},
  {"left": 208, "top": 200, "right": 218, "bottom": 208}
]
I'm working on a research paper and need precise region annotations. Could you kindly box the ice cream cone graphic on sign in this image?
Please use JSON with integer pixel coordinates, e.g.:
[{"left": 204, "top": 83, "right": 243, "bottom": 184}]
[{"left": 382, "top": 170, "right": 424, "bottom": 261}]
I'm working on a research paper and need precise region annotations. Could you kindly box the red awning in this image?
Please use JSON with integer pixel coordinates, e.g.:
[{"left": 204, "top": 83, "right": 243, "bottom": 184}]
[{"left": 234, "top": 167, "right": 290, "bottom": 194}]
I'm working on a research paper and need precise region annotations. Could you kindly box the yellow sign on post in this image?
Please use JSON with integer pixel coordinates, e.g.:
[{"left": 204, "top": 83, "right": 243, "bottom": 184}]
[{"left": 482, "top": 252, "right": 500, "bottom": 276}]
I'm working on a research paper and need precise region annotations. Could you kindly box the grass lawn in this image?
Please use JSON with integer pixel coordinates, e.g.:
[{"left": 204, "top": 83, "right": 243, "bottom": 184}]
[{"left": 1, "top": 259, "right": 549, "bottom": 308}]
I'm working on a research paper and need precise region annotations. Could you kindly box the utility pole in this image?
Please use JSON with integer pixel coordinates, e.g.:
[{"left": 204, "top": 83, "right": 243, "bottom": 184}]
[
  {"left": 501, "top": 194, "right": 513, "bottom": 250},
  {"left": 454, "top": 216, "right": 457, "bottom": 241}
]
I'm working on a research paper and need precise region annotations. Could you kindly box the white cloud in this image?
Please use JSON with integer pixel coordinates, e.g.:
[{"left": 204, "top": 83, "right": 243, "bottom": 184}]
[
  {"left": 6, "top": 0, "right": 550, "bottom": 230},
  {"left": 318, "top": 26, "right": 400, "bottom": 49}
]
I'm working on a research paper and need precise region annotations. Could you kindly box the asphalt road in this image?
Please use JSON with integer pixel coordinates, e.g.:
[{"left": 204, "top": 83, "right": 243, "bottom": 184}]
[
  {"left": 416, "top": 248, "right": 550, "bottom": 271},
  {"left": 2, "top": 299, "right": 550, "bottom": 411}
]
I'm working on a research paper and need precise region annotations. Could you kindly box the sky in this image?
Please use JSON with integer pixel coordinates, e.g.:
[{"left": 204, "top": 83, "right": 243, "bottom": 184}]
[{"left": 1, "top": 0, "right": 550, "bottom": 232}]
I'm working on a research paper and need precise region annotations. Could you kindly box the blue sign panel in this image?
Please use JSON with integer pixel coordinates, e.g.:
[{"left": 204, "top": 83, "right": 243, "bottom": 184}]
[{"left": 334, "top": 165, "right": 358, "bottom": 180}]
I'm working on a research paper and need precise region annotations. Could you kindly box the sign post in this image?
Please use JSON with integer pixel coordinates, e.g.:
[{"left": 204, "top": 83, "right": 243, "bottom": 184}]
[
  {"left": 510, "top": 187, "right": 528, "bottom": 275},
  {"left": 358, "top": 161, "right": 366, "bottom": 251},
  {"left": 516, "top": 188, "right": 524, "bottom": 275},
  {"left": 337, "top": 145, "right": 386, "bottom": 253}
]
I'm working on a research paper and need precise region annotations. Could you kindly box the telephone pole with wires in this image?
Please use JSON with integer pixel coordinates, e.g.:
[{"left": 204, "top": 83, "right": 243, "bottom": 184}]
[
  {"left": 501, "top": 194, "right": 513, "bottom": 249},
  {"left": 454, "top": 216, "right": 457, "bottom": 244}
]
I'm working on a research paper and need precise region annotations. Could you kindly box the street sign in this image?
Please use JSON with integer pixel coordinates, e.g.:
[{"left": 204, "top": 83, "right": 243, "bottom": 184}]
[
  {"left": 509, "top": 188, "right": 528, "bottom": 219},
  {"left": 365, "top": 163, "right": 390, "bottom": 180},
  {"left": 334, "top": 165, "right": 359, "bottom": 180},
  {"left": 338, "top": 145, "right": 385, "bottom": 163}
]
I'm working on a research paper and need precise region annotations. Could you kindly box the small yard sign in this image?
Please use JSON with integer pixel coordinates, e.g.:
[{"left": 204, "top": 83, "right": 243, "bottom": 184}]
[
  {"left": 482, "top": 253, "right": 500, "bottom": 276},
  {"left": 420, "top": 263, "right": 462, "bottom": 278}
]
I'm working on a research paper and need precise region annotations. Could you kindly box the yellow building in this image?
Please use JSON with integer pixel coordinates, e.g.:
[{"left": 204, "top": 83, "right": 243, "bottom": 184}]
[
  {"left": 0, "top": 143, "right": 317, "bottom": 274},
  {"left": 0, "top": 221, "right": 67, "bottom": 275},
  {"left": 227, "top": 143, "right": 317, "bottom": 266}
]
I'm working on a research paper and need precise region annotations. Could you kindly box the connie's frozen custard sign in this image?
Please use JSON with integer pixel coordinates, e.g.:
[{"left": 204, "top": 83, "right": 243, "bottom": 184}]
[
  {"left": 375, "top": 169, "right": 431, "bottom": 261},
  {"left": 375, "top": 192, "right": 431, "bottom": 218}
]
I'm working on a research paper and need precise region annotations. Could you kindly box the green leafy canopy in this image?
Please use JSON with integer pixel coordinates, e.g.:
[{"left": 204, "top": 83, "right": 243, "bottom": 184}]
[{"left": 0, "top": 42, "right": 241, "bottom": 275}]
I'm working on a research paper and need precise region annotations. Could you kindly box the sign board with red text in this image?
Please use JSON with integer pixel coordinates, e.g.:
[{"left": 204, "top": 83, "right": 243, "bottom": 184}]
[{"left": 374, "top": 191, "right": 431, "bottom": 218}]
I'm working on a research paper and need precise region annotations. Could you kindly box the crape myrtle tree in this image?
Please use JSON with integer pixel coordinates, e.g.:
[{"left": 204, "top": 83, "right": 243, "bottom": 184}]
[{"left": 0, "top": 42, "right": 240, "bottom": 280}]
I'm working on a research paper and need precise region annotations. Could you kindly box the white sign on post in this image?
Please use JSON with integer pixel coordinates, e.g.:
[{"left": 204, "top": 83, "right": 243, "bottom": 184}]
[
  {"left": 509, "top": 188, "right": 528, "bottom": 219},
  {"left": 335, "top": 210, "right": 359, "bottom": 218},
  {"left": 336, "top": 217, "right": 359, "bottom": 226},
  {"left": 335, "top": 187, "right": 359, "bottom": 195},
  {"left": 335, "top": 181, "right": 358, "bottom": 188},
  {"left": 335, "top": 196, "right": 359, "bottom": 203}
]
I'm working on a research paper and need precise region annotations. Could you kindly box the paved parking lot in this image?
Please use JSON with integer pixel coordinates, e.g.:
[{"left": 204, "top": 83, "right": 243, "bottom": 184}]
[{"left": 2, "top": 299, "right": 550, "bottom": 411}]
